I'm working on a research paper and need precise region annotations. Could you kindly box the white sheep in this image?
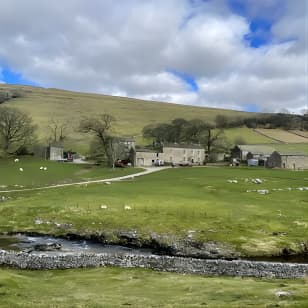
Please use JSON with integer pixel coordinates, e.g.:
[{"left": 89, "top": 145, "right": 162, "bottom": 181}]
[
  {"left": 124, "top": 205, "right": 132, "bottom": 210},
  {"left": 19, "top": 167, "right": 23, "bottom": 172},
  {"left": 14, "top": 158, "right": 19, "bottom": 162},
  {"left": 257, "top": 189, "right": 269, "bottom": 195},
  {"left": 40, "top": 166, "right": 44, "bottom": 170},
  {"left": 100, "top": 204, "right": 108, "bottom": 209},
  {"left": 43, "top": 167, "right": 47, "bottom": 171},
  {"left": 105, "top": 181, "right": 111, "bottom": 185}
]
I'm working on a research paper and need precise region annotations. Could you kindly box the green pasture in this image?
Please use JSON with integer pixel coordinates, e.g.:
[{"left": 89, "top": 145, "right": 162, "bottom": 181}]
[
  {"left": 1, "top": 166, "right": 308, "bottom": 256},
  {"left": 0, "top": 157, "right": 142, "bottom": 188},
  {"left": 0, "top": 267, "right": 307, "bottom": 307},
  {"left": 223, "top": 127, "right": 276, "bottom": 144},
  {"left": 255, "top": 129, "right": 308, "bottom": 143}
]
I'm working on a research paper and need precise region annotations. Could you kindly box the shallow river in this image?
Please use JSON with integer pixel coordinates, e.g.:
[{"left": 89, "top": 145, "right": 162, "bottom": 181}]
[{"left": 0, "top": 234, "right": 154, "bottom": 256}]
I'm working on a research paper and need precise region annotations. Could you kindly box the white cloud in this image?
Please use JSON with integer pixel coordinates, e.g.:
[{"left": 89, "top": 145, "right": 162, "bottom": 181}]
[{"left": 0, "top": 0, "right": 306, "bottom": 113}]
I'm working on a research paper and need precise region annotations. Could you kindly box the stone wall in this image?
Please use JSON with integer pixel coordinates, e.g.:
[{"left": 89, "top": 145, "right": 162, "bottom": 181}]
[{"left": 1, "top": 250, "right": 308, "bottom": 278}]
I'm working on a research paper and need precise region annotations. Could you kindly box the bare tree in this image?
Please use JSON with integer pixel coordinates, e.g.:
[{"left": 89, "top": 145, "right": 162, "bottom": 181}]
[
  {"left": 48, "top": 118, "right": 68, "bottom": 143},
  {"left": 0, "top": 106, "right": 36, "bottom": 155},
  {"left": 79, "top": 114, "right": 116, "bottom": 166}
]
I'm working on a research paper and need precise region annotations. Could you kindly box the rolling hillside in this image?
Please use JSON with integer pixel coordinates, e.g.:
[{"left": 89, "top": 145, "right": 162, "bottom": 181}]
[{"left": 0, "top": 84, "right": 307, "bottom": 154}]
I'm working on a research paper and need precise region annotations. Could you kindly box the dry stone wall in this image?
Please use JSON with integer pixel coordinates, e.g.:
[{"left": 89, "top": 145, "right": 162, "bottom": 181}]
[{"left": 1, "top": 250, "right": 308, "bottom": 278}]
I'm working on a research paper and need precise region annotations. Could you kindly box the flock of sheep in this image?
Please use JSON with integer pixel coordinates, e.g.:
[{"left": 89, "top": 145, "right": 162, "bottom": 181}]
[
  {"left": 14, "top": 158, "right": 48, "bottom": 172},
  {"left": 227, "top": 176, "right": 308, "bottom": 195}
]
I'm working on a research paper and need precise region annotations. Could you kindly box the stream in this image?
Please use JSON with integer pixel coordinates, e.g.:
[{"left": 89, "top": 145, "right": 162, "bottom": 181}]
[
  {"left": 0, "top": 234, "right": 307, "bottom": 264},
  {"left": 0, "top": 234, "right": 154, "bottom": 256}
]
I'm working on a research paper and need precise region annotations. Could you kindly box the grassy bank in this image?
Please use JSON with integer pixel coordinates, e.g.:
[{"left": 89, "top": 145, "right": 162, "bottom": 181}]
[
  {"left": 1, "top": 167, "right": 308, "bottom": 256},
  {"left": 0, "top": 267, "right": 307, "bottom": 307}
]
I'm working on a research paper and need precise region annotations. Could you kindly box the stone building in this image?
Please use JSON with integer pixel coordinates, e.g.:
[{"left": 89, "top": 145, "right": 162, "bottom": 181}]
[
  {"left": 134, "top": 144, "right": 205, "bottom": 167},
  {"left": 46, "top": 143, "right": 64, "bottom": 161},
  {"left": 163, "top": 144, "right": 205, "bottom": 165},
  {"left": 135, "top": 149, "right": 161, "bottom": 167},
  {"left": 231, "top": 145, "right": 275, "bottom": 162},
  {"left": 267, "top": 151, "right": 308, "bottom": 170}
]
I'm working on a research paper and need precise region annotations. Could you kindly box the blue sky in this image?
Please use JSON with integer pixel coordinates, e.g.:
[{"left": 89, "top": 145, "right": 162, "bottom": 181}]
[
  {"left": 1, "top": 66, "right": 38, "bottom": 86},
  {"left": 0, "top": 0, "right": 306, "bottom": 113}
]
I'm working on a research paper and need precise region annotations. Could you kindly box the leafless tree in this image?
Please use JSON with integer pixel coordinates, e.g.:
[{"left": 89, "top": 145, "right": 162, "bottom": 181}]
[
  {"left": 79, "top": 114, "right": 116, "bottom": 166},
  {"left": 48, "top": 118, "right": 68, "bottom": 143},
  {"left": 0, "top": 106, "right": 36, "bottom": 155}
]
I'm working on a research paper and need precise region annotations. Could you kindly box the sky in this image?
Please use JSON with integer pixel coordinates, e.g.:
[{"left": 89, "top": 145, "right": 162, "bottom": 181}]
[{"left": 0, "top": 0, "right": 307, "bottom": 113}]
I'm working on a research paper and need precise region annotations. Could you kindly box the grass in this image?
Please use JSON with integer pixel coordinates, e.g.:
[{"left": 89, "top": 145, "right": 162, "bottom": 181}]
[
  {"left": 0, "top": 267, "right": 307, "bottom": 307},
  {"left": 0, "top": 157, "right": 142, "bottom": 188},
  {"left": 254, "top": 129, "right": 308, "bottom": 143},
  {"left": 1, "top": 166, "right": 308, "bottom": 256},
  {"left": 223, "top": 127, "right": 276, "bottom": 144},
  {"left": 269, "top": 143, "right": 308, "bottom": 155},
  {"left": 290, "top": 130, "right": 308, "bottom": 139}
]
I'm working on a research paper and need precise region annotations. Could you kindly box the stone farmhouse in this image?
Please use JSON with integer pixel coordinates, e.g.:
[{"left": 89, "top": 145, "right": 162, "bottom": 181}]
[
  {"left": 134, "top": 144, "right": 205, "bottom": 167},
  {"left": 267, "top": 151, "right": 308, "bottom": 170}
]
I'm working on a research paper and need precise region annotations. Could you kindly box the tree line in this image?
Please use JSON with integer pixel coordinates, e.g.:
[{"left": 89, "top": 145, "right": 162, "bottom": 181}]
[
  {"left": 215, "top": 113, "right": 308, "bottom": 130},
  {"left": 1, "top": 104, "right": 308, "bottom": 163},
  {"left": 142, "top": 118, "right": 228, "bottom": 156}
]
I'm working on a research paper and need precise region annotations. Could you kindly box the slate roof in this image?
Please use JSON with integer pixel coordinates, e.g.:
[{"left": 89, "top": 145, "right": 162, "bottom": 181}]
[{"left": 163, "top": 143, "right": 204, "bottom": 149}]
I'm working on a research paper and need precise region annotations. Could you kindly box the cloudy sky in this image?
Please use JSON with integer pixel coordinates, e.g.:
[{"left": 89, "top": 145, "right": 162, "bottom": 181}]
[{"left": 0, "top": 0, "right": 307, "bottom": 113}]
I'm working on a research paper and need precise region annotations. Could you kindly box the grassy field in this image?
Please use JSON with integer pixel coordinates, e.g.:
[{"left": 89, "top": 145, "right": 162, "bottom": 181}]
[
  {"left": 290, "top": 130, "right": 308, "bottom": 139},
  {"left": 0, "top": 267, "right": 307, "bottom": 307},
  {"left": 0, "top": 157, "right": 142, "bottom": 188},
  {"left": 268, "top": 143, "right": 308, "bottom": 155},
  {"left": 0, "top": 84, "right": 253, "bottom": 152},
  {"left": 254, "top": 129, "right": 308, "bottom": 143},
  {"left": 1, "top": 166, "right": 308, "bottom": 256},
  {"left": 223, "top": 127, "right": 276, "bottom": 144}
]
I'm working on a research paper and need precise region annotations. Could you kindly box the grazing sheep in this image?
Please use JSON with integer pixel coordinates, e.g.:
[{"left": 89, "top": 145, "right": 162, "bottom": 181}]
[
  {"left": 19, "top": 167, "right": 23, "bottom": 172},
  {"left": 40, "top": 166, "right": 44, "bottom": 170},
  {"left": 257, "top": 189, "right": 269, "bottom": 195},
  {"left": 100, "top": 204, "right": 108, "bottom": 209},
  {"left": 14, "top": 158, "right": 19, "bottom": 162},
  {"left": 43, "top": 167, "right": 47, "bottom": 171},
  {"left": 124, "top": 205, "right": 132, "bottom": 210}
]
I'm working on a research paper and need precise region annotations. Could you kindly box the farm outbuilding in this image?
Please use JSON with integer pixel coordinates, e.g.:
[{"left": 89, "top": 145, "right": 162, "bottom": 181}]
[
  {"left": 231, "top": 145, "right": 275, "bottom": 162},
  {"left": 267, "top": 151, "right": 308, "bottom": 170},
  {"left": 46, "top": 143, "right": 64, "bottom": 161},
  {"left": 134, "top": 149, "right": 161, "bottom": 167}
]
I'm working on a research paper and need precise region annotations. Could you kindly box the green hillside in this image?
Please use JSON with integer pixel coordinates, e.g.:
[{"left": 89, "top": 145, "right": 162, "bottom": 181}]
[
  {"left": 2, "top": 84, "right": 305, "bottom": 154},
  {"left": 0, "top": 84, "right": 255, "bottom": 151}
]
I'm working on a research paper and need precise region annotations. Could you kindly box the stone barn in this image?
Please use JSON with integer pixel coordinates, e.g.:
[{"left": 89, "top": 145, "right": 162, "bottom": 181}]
[
  {"left": 231, "top": 145, "right": 275, "bottom": 162},
  {"left": 134, "top": 149, "right": 162, "bottom": 167},
  {"left": 46, "top": 143, "right": 64, "bottom": 161},
  {"left": 267, "top": 151, "right": 308, "bottom": 170}
]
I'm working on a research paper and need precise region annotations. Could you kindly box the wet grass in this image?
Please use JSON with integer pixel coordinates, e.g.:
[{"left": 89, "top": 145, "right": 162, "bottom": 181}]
[{"left": 0, "top": 267, "right": 307, "bottom": 307}]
